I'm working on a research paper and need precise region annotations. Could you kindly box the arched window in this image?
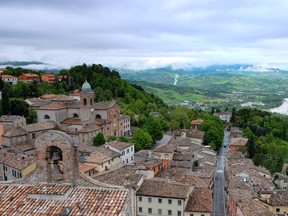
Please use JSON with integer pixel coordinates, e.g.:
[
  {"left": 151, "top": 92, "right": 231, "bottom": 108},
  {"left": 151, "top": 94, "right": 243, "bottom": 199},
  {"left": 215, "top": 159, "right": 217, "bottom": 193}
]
[
  {"left": 44, "top": 115, "right": 50, "bottom": 119},
  {"left": 90, "top": 98, "right": 93, "bottom": 105},
  {"left": 73, "top": 113, "right": 79, "bottom": 118},
  {"left": 96, "top": 114, "right": 101, "bottom": 119},
  {"left": 83, "top": 98, "right": 87, "bottom": 106},
  {"left": 46, "top": 146, "right": 64, "bottom": 176}
]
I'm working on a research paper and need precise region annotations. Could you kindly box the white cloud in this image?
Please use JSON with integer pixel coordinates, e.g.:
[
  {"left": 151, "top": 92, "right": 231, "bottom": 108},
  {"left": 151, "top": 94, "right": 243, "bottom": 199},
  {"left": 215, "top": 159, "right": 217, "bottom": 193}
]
[{"left": 0, "top": 0, "right": 288, "bottom": 69}]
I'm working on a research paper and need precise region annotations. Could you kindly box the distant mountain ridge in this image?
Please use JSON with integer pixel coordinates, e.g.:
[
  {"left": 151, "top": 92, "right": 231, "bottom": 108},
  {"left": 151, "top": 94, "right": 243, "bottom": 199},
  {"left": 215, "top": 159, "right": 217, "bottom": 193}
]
[
  {"left": 0, "top": 61, "right": 48, "bottom": 67},
  {"left": 117, "top": 64, "right": 286, "bottom": 75},
  {"left": 0, "top": 61, "right": 61, "bottom": 72}
]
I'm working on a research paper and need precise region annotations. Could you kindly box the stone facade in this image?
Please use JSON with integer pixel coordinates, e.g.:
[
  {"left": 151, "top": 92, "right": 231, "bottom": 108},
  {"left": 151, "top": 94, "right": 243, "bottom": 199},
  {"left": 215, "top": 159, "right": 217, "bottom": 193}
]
[
  {"left": 33, "top": 81, "right": 130, "bottom": 147},
  {"left": 34, "top": 130, "right": 78, "bottom": 184}
]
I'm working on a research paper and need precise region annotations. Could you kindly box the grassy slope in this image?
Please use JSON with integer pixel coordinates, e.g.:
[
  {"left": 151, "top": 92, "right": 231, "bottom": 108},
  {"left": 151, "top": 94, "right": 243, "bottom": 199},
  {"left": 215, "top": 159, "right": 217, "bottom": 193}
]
[{"left": 122, "top": 70, "right": 288, "bottom": 108}]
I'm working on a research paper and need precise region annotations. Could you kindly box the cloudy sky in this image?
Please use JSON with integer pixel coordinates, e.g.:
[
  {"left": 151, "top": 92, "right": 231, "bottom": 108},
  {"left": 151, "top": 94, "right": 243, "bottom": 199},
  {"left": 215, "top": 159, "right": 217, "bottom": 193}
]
[{"left": 0, "top": 0, "right": 288, "bottom": 69}]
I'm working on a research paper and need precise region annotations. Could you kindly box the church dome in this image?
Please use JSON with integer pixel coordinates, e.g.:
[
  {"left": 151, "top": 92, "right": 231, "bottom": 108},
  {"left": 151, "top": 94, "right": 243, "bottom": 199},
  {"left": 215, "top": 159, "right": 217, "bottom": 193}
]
[{"left": 82, "top": 80, "right": 91, "bottom": 89}]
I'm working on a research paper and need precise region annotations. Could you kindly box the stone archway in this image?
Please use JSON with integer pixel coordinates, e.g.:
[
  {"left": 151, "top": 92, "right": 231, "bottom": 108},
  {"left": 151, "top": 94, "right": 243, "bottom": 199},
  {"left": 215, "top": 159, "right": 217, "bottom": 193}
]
[{"left": 34, "top": 130, "right": 77, "bottom": 183}]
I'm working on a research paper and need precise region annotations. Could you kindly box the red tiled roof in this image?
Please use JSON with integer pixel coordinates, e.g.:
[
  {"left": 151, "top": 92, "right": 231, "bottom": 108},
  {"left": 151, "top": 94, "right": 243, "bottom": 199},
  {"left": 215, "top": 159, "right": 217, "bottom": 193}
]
[
  {"left": 106, "top": 141, "right": 133, "bottom": 151},
  {"left": 230, "top": 137, "right": 248, "bottom": 147},
  {"left": 185, "top": 188, "right": 212, "bottom": 213},
  {"left": 0, "top": 184, "right": 129, "bottom": 215},
  {"left": 40, "top": 94, "right": 58, "bottom": 99},
  {"left": 85, "top": 146, "right": 121, "bottom": 164},
  {"left": 136, "top": 178, "right": 190, "bottom": 199},
  {"left": 1, "top": 151, "right": 35, "bottom": 170},
  {"left": 191, "top": 119, "right": 203, "bottom": 125},
  {"left": 1, "top": 74, "right": 17, "bottom": 79}
]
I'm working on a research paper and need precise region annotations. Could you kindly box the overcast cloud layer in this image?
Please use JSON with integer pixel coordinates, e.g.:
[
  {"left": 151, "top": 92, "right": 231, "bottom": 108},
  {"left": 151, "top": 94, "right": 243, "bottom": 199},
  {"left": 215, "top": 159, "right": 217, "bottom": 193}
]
[{"left": 0, "top": 0, "right": 288, "bottom": 69}]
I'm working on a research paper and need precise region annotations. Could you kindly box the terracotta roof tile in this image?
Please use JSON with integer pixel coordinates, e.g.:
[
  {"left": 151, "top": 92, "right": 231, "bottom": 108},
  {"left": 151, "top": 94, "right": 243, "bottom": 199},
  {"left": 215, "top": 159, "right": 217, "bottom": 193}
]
[
  {"left": 0, "top": 184, "right": 129, "bottom": 215},
  {"left": 38, "top": 102, "right": 66, "bottom": 110},
  {"left": 239, "top": 198, "right": 274, "bottom": 216},
  {"left": 40, "top": 94, "right": 58, "bottom": 99},
  {"left": 230, "top": 137, "right": 248, "bottom": 147},
  {"left": 106, "top": 141, "right": 133, "bottom": 151},
  {"left": 21, "top": 121, "right": 58, "bottom": 132},
  {"left": 3, "top": 127, "right": 27, "bottom": 137},
  {"left": 94, "top": 164, "right": 143, "bottom": 187},
  {"left": 265, "top": 190, "right": 288, "bottom": 206},
  {"left": 1, "top": 151, "right": 35, "bottom": 170},
  {"left": 191, "top": 119, "right": 203, "bottom": 125},
  {"left": 185, "top": 188, "right": 212, "bottom": 213},
  {"left": 136, "top": 178, "right": 190, "bottom": 199},
  {"left": 153, "top": 143, "right": 175, "bottom": 153},
  {"left": 84, "top": 146, "right": 121, "bottom": 164},
  {"left": 61, "top": 118, "right": 82, "bottom": 125},
  {"left": 51, "top": 95, "right": 77, "bottom": 101},
  {"left": 186, "top": 130, "right": 204, "bottom": 139},
  {"left": 1, "top": 75, "right": 17, "bottom": 79}
]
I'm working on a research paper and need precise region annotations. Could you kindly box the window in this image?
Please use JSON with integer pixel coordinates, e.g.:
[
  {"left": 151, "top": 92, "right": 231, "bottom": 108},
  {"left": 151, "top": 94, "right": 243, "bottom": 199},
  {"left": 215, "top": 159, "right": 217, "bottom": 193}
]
[
  {"left": 148, "top": 197, "right": 152, "bottom": 203},
  {"left": 139, "top": 207, "right": 142, "bottom": 213},
  {"left": 177, "top": 211, "right": 181, "bottom": 216},
  {"left": 44, "top": 114, "right": 50, "bottom": 119},
  {"left": 178, "top": 200, "right": 182, "bottom": 206},
  {"left": 131, "top": 156, "right": 133, "bottom": 161},
  {"left": 168, "top": 199, "right": 172, "bottom": 204},
  {"left": 201, "top": 214, "right": 204, "bottom": 216},
  {"left": 158, "top": 198, "right": 162, "bottom": 203},
  {"left": 126, "top": 159, "right": 128, "bottom": 163},
  {"left": 190, "top": 214, "right": 194, "bottom": 216},
  {"left": 276, "top": 208, "right": 280, "bottom": 213},
  {"left": 122, "top": 151, "right": 125, "bottom": 156},
  {"left": 131, "top": 146, "right": 133, "bottom": 151},
  {"left": 148, "top": 208, "right": 152, "bottom": 214},
  {"left": 138, "top": 196, "right": 142, "bottom": 202},
  {"left": 83, "top": 98, "right": 87, "bottom": 106},
  {"left": 127, "top": 149, "right": 129, "bottom": 153},
  {"left": 168, "top": 210, "right": 172, "bottom": 215},
  {"left": 3, "top": 165, "right": 7, "bottom": 171},
  {"left": 158, "top": 209, "right": 162, "bottom": 215}
]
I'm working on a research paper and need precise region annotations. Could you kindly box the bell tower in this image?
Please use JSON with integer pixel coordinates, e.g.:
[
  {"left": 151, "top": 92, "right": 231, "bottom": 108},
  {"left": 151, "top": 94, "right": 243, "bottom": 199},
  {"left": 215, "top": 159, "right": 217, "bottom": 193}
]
[
  {"left": 80, "top": 80, "right": 94, "bottom": 123},
  {"left": 34, "top": 130, "right": 78, "bottom": 184}
]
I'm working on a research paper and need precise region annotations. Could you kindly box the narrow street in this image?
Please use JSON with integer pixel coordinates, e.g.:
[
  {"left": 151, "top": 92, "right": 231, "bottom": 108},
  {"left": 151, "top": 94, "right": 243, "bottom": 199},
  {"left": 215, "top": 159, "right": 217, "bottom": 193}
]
[{"left": 213, "top": 131, "right": 230, "bottom": 216}]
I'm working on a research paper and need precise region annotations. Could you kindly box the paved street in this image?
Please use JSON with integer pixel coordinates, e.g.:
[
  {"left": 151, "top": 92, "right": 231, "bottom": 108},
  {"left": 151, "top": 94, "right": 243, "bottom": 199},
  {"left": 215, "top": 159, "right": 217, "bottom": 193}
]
[
  {"left": 153, "top": 134, "right": 173, "bottom": 148},
  {"left": 213, "top": 131, "right": 230, "bottom": 216}
]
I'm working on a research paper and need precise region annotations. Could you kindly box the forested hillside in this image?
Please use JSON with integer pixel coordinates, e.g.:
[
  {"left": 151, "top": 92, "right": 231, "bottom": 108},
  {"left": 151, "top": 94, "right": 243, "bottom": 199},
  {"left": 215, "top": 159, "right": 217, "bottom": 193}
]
[
  {"left": 231, "top": 108, "right": 288, "bottom": 173},
  {"left": 0, "top": 64, "right": 167, "bottom": 125}
]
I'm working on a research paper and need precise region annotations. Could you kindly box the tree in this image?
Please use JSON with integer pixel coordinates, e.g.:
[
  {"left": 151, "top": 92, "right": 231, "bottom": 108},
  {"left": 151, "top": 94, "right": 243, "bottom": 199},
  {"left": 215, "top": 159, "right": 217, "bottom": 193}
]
[
  {"left": 247, "top": 138, "right": 257, "bottom": 158},
  {"left": 119, "top": 136, "right": 129, "bottom": 142},
  {"left": 107, "top": 135, "right": 117, "bottom": 142},
  {"left": 203, "top": 128, "right": 222, "bottom": 150},
  {"left": 131, "top": 128, "right": 153, "bottom": 152},
  {"left": 231, "top": 107, "right": 236, "bottom": 123},
  {"left": 93, "top": 133, "right": 106, "bottom": 146},
  {"left": 1, "top": 85, "right": 10, "bottom": 115},
  {"left": 143, "top": 116, "right": 163, "bottom": 142},
  {"left": 9, "top": 98, "right": 29, "bottom": 117}
]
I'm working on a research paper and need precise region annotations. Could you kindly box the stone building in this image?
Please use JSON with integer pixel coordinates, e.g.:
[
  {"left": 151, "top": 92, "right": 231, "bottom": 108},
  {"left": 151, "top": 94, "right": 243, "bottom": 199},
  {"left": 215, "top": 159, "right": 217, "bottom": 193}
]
[
  {"left": 32, "top": 80, "right": 130, "bottom": 146},
  {"left": 0, "top": 150, "right": 36, "bottom": 181},
  {"left": 105, "top": 141, "right": 135, "bottom": 164},
  {"left": 0, "top": 129, "right": 133, "bottom": 215}
]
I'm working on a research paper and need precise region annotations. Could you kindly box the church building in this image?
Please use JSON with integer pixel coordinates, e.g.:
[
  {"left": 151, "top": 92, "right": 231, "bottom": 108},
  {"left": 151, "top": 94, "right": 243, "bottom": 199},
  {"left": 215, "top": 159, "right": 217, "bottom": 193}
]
[{"left": 34, "top": 81, "right": 130, "bottom": 146}]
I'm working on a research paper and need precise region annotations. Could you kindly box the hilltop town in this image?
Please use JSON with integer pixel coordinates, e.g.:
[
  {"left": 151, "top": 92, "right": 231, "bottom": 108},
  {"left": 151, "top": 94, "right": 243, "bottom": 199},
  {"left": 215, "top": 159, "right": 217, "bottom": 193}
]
[{"left": 0, "top": 67, "right": 287, "bottom": 216}]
